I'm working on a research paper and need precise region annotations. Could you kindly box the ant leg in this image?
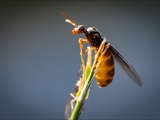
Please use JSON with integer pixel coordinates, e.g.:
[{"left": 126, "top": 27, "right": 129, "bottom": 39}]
[
  {"left": 78, "top": 38, "right": 89, "bottom": 56},
  {"left": 105, "top": 43, "right": 110, "bottom": 49},
  {"left": 70, "top": 93, "right": 77, "bottom": 110},
  {"left": 99, "top": 43, "right": 111, "bottom": 57},
  {"left": 86, "top": 46, "right": 93, "bottom": 68}
]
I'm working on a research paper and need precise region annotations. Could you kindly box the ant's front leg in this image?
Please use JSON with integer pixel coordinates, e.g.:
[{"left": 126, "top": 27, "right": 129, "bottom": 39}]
[{"left": 78, "top": 38, "right": 89, "bottom": 56}]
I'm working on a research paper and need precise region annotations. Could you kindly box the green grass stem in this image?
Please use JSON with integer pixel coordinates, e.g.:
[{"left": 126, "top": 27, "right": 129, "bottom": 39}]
[{"left": 69, "top": 39, "right": 106, "bottom": 120}]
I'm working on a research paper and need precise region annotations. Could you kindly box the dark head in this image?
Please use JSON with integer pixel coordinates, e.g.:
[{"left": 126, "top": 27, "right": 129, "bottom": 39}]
[{"left": 72, "top": 25, "right": 85, "bottom": 34}]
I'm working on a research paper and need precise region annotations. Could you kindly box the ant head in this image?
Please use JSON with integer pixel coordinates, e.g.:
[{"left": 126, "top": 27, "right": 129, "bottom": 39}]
[
  {"left": 61, "top": 12, "right": 86, "bottom": 34},
  {"left": 72, "top": 25, "right": 85, "bottom": 34}
]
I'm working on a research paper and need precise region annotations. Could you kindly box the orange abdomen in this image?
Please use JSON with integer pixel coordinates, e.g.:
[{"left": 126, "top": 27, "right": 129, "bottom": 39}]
[{"left": 95, "top": 47, "right": 115, "bottom": 88}]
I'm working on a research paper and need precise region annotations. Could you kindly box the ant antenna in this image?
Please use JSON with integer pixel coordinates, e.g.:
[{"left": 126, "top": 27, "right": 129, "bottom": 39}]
[{"left": 61, "top": 12, "right": 77, "bottom": 27}]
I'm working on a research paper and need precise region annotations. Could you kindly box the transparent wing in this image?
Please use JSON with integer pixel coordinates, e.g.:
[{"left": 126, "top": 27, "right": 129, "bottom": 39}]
[
  {"left": 65, "top": 77, "right": 86, "bottom": 119},
  {"left": 65, "top": 87, "right": 78, "bottom": 120},
  {"left": 109, "top": 45, "right": 143, "bottom": 86}
]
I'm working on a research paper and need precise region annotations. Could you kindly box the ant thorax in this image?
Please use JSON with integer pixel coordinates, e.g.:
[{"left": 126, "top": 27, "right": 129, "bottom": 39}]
[
  {"left": 86, "top": 27, "right": 103, "bottom": 47},
  {"left": 87, "top": 27, "right": 99, "bottom": 32}
]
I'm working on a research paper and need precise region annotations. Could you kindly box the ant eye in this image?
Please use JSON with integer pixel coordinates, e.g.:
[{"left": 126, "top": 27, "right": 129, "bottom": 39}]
[
  {"left": 78, "top": 26, "right": 84, "bottom": 31},
  {"left": 76, "top": 25, "right": 85, "bottom": 32},
  {"left": 78, "top": 27, "right": 82, "bottom": 30}
]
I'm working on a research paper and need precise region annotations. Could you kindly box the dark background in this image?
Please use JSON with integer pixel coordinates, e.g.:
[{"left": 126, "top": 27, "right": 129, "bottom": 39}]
[{"left": 0, "top": 1, "right": 160, "bottom": 119}]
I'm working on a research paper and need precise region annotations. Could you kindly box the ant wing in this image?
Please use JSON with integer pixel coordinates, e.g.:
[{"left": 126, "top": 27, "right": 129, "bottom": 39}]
[
  {"left": 61, "top": 12, "right": 77, "bottom": 27},
  {"left": 65, "top": 77, "right": 85, "bottom": 119},
  {"left": 65, "top": 87, "right": 78, "bottom": 119},
  {"left": 109, "top": 45, "right": 143, "bottom": 86}
]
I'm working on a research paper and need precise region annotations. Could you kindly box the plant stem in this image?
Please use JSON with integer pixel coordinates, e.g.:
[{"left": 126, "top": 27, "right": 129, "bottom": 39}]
[{"left": 69, "top": 39, "right": 106, "bottom": 120}]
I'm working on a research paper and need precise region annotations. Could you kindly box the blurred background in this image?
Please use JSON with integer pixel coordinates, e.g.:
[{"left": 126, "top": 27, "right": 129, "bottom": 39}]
[{"left": 0, "top": 1, "right": 160, "bottom": 119}]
